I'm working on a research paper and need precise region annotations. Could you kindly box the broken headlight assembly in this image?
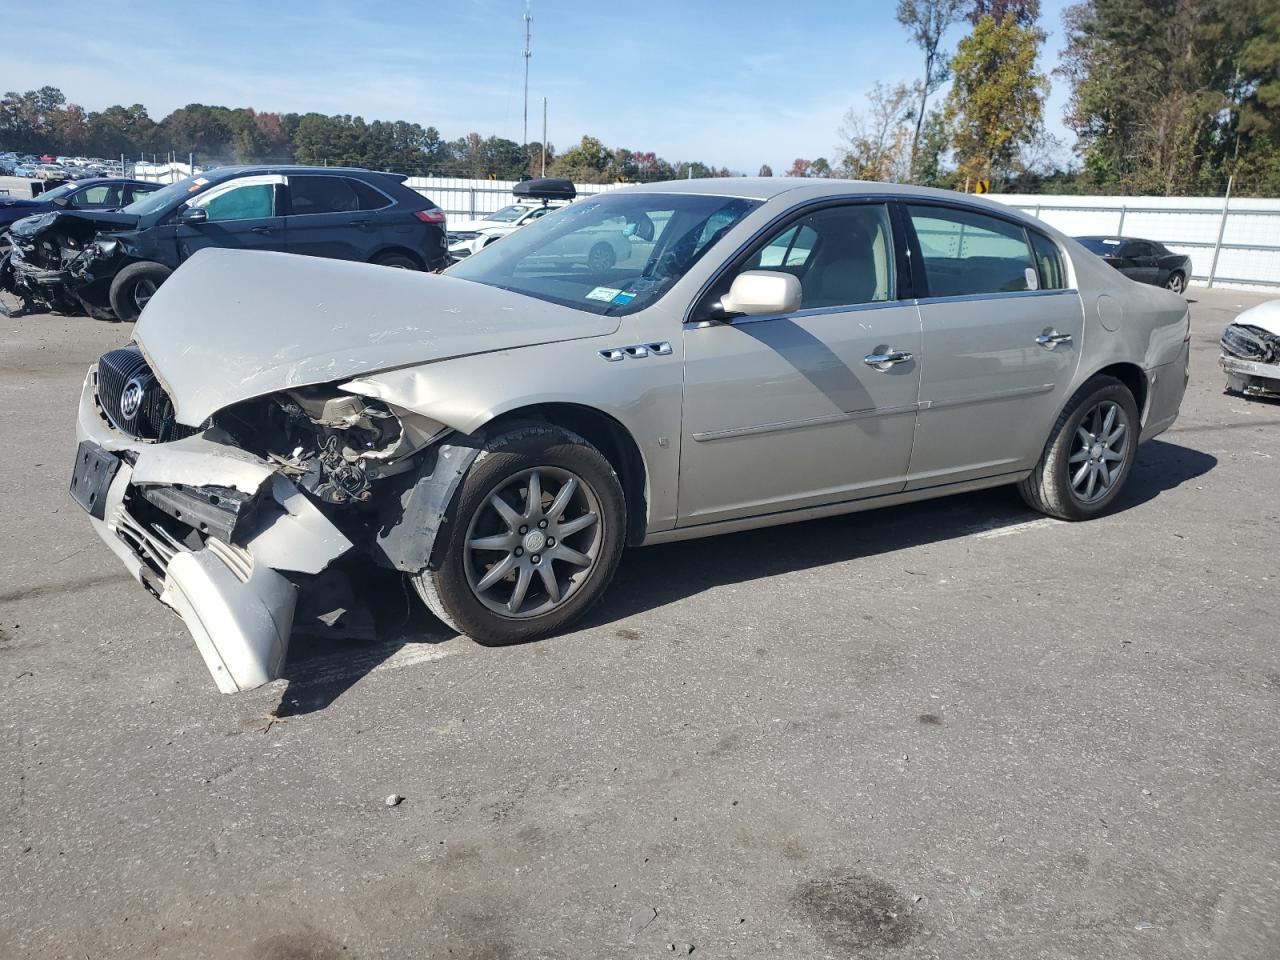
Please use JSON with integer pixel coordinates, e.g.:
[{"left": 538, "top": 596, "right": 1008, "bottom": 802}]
[{"left": 217, "top": 388, "right": 448, "bottom": 506}]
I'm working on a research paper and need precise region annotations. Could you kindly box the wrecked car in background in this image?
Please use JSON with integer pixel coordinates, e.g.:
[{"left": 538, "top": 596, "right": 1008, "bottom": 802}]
[
  {"left": 1, "top": 165, "right": 447, "bottom": 319},
  {"left": 1221, "top": 299, "right": 1280, "bottom": 400},
  {"left": 72, "top": 179, "right": 1190, "bottom": 694}
]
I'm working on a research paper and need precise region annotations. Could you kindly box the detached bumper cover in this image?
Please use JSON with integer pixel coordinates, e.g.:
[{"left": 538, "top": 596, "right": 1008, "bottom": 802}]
[
  {"left": 75, "top": 369, "right": 353, "bottom": 693},
  {"left": 1221, "top": 353, "right": 1280, "bottom": 399}
]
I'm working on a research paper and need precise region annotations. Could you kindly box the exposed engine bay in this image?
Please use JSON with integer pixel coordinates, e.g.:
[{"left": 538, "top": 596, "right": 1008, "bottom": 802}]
[
  {"left": 1, "top": 212, "right": 130, "bottom": 318},
  {"left": 1220, "top": 305, "right": 1280, "bottom": 400}
]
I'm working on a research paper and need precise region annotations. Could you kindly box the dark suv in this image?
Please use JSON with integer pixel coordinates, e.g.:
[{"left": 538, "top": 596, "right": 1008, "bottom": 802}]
[{"left": 1, "top": 165, "right": 447, "bottom": 319}]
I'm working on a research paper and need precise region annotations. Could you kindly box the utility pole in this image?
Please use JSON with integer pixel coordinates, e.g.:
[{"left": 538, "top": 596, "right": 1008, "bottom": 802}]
[
  {"left": 522, "top": 1, "right": 533, "bottom": 149},
  {"left": 541, "top": 97, "right": 548, "bottom": 176}
]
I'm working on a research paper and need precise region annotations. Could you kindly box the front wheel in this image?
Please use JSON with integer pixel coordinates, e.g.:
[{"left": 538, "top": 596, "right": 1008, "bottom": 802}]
[
  {"left": 108, "top": 261, "right": 172, "bottom": 320},
  {"left": 1018, "top": 376, "right": 1140, "bottom": 521},
  {"left": 412, "top": 424, "right": 626, "bottom": 644}
]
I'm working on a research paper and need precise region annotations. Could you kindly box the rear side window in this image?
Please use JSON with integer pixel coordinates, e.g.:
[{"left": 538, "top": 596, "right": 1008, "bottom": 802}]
[
  {"left": 350, "top": 179, "right": 393, "bottom": 211},
  {"left": 290, "top": 176, "right": 360, "bottom": 215},
  {"left": 907, "top": 205, "right": 1036, "bottom": 297},
  {"left": 1029, "top": 231, "right": 1065, "bottom": 289}
]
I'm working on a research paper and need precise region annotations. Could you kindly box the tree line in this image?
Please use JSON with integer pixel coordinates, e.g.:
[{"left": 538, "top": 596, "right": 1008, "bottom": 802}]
[
  {"left": 5, "top": 1, "right": 1278, "bottom": 196},
  {"left": 0, "top": 88, "right": 730, "bottom": 184},
  {"left": 791, "top": 0, "right": 1280, "bottom": 196}
]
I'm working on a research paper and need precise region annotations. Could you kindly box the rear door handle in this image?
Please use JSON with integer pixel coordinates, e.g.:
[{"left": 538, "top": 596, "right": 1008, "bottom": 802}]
[
  {"left": 1036, "top": 332, "right": 1072, "bottom": 348},
  {"left": 250, "top": 226, "right": 274, "bottom": 235},
  {"left": 863, "top": 350, "right": 913, "bottom": 370},
  {"left": 348, "top": 218, "right": 371, "bottom": 226}
]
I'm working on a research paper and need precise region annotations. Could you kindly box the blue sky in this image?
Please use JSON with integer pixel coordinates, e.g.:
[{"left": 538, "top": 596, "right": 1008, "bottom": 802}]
[{"left": 11, "top": 0, "right": 1077, "bottom": 171}]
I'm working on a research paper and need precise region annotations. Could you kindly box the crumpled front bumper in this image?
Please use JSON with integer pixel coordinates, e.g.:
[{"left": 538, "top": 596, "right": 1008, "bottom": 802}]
[
  {"left": 74, "top": 369, "right": 354, "bottom": 693},
  {"left": 1221, "top": 353, "right": 1280, "bottom": 399}
]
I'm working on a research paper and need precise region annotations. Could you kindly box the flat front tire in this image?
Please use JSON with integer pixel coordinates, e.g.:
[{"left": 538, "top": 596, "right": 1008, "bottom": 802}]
[
  {"left": 412, "top": 424, "right": 626, "bottom": 644},
  {"left": 1018, "top": 375, "right": 1140, "bottom": 521}
]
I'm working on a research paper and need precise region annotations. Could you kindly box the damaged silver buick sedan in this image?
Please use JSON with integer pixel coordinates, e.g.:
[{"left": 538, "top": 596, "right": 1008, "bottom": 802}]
[{"left": 72, "top": 179, "right": 1191, "bottom": 693}]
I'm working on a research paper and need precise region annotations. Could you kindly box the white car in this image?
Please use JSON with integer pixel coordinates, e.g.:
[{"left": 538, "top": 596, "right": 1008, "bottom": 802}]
[
  {"left": 447, "top": 201, "right": 565, "bottom": 259},
  {"left": 1220, "top": 299, "right": 1280, "bottom": 399}
]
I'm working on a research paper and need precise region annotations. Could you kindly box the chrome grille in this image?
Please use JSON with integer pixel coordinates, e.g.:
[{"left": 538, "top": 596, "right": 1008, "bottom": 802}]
[{"left": 95, "top": 346, "right": 197, "bottom": 441}]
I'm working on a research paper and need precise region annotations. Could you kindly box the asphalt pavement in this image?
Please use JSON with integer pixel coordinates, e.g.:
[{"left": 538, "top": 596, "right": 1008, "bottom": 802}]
[{"left": 1, "top": 285, "right": 1277, "bottom": 959}]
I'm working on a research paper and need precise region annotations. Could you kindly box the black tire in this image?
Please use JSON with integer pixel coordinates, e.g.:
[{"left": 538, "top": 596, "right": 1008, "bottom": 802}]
[
  {"left": 412, "top": 423, "right": 626, "bottom": 644},
  {"left": 587, "top": 241, "right": 616, "bottom": 272},
  {"left": 1165, "top": 271, "right": 1186, "bottom": 295},
  {"left": 373, "top": 251, "right": 422, "bottom": 270},
  {"left": 1018, "top": 375, "right": 1141, "bottom": 521},
  {"left": 108, "top": 261, "right": 171, "bottom": 320}
]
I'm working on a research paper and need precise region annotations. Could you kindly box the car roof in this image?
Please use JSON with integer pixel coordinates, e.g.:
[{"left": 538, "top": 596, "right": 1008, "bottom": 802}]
[
  {"left": 203, "top": 164, "right": 405, "bottom": 181},
  {"left": 1077, "top": 235, "right": 1157, "bottom": 244},
  {"left": 616, "top": 176, "right": 1045, "bottom": 215},
  {"left": 74, "top": 178, "right": 157, "bottom": 187}
]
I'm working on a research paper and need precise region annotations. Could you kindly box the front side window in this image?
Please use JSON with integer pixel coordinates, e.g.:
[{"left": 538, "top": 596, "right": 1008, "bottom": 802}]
[
  {"left": 734, "top": 204, "right": 896, "bottom": 309},
  {"left": 447, "top": 192, "right": 758, "bottom": 316},
  {"left": 908, "top": 204, "right": 1036, "bottom": 297},
  {"left": 193, "top": 180, "right": 277, "bottom": 222}
]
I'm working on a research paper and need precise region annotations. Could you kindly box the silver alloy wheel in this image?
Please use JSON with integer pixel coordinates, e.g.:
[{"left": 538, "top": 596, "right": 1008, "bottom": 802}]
[
  {"left": 133, "top": 278, "right": 158, "bottom": 311},
  {"left": 463, "top": 466, "right": 603, "bottom": 618},
  {"left": 587, "top": 242, "right": 615, "bottom": 273},
  {"left": 1068, "top": 400, "right": 1128, "bottom": 503},
  {"left": 1166, "top": 273, "right": 1185, "bottom": 294}
]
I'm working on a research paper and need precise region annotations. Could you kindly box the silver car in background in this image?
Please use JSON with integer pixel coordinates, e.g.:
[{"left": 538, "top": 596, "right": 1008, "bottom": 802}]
[{"left": 71, "top": 178, "right": 1190, "bottom": 692}]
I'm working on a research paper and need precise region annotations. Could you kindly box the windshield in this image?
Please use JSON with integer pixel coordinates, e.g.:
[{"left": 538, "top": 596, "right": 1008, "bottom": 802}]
[
  {"left": 121, "top": 176, "right": 206, "bottom": 217},
  {"left": 1076, "top": 236, "right": 1120, "bottom": 255},
  {"left": 40, "top": 182, "right": 80, "bottom": 201},
  {"left": 484, "top": 204, "right": 533, "bottom": 223},
  {"left": 447, "top": 192, "right": 759, "bottom": 315}
]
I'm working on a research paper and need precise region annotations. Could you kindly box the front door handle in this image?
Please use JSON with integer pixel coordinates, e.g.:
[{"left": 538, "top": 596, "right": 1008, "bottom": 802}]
[
  {"left": 250, "top": 226, "right": 275, "bottom": 235},
  {"left": 1036, "top": 332, "right": 1072, "bottom": 348},
  {"left": 863, "top": 350, "right": 914, "bottom": 370}
]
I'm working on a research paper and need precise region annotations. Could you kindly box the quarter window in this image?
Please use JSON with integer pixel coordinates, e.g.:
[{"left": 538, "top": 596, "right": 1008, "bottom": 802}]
[
  {"left": 907, "top": 205, "right": 1037, "bottom": 297},
  {"left": 1029, "top": 231, "right": 1065, "bottom": 290},
  {"left": 736, "top": 203, "right": 896, "bottom": 309}
]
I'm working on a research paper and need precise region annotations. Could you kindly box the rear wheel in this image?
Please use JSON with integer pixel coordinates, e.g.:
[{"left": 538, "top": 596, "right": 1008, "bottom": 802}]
[
  {"left": 108, "top": 261, "right": 171, "bottom": 320},
  {"left": 412, "top": 424, "right": 626, "bottom": 644},
  {"left": 1018, "top": 376, "right": 1140, "bottom": 521},
  {"left": 373, "top": 251, "right": 422, "bottom": 270},
  {"left": 1165, "top": 271, "right": 1186, "bottom": 294},
  {"left": 587, "top": 241, "right": 616, "bottom": 273}
]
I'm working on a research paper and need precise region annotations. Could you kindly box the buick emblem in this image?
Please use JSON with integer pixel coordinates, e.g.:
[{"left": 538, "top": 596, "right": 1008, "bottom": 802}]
[{"left": 120, "top": 377, "right": 145, "bottom": 422}]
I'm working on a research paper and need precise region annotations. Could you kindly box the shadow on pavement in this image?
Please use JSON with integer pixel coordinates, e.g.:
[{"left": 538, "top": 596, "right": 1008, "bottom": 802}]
[{"left": 271, "top": 438, "right": 1215, "bottom": 713}]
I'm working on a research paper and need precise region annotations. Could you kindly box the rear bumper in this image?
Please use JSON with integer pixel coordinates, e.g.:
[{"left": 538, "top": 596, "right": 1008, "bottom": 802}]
[{"left": 75, "top": 369, "right": 353, "bottom": 693}]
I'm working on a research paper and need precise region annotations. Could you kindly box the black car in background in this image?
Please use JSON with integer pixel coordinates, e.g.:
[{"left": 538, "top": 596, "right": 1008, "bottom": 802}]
[
  {"left": 1, "top": 165, "right": 448, "bottom": 319},
  {"left": 0, "top": 178, "right": 161, "bottom": 233},
  {"left": 1074, "top": 236, "right": 1192, "bottom": 294}
]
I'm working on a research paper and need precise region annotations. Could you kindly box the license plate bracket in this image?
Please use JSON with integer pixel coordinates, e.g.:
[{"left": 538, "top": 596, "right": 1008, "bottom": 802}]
[{"left": 69, "top": 440, "right": 120, "bottom": 520}]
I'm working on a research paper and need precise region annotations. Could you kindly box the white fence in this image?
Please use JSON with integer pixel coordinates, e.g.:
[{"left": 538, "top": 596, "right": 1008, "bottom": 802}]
[
  {"left": 989, "top": 193, "right": 1280, "bottom": 291},
  {"left": 404, "top": 175, "right": 620, "bottom": 219}
]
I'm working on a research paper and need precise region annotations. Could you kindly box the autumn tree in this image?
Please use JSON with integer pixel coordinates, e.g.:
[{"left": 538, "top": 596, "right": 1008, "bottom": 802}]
[
  {"left": 837, "top": 82, "right": 915, "bottom": 181},
  {"left": 757, "top": 163, "right": 774, "bottom": 177},
  {"left": 946, "top": 11, "right": 1048, "bottom": 185}
]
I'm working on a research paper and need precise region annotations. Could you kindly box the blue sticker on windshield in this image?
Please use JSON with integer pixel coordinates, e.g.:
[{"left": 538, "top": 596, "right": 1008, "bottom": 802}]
[{"left": 612, "top": 292, "right": 636, "bottom": 305}]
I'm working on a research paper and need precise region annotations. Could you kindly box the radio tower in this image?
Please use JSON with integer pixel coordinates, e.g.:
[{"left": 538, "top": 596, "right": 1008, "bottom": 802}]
[{"left": 522, "top": 1, "right": 533, "bottom": 148}]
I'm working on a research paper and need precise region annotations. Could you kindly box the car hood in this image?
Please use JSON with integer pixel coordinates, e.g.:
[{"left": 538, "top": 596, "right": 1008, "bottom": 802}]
[
  {"left": 1231, "top": 299, "right": 1280, "bottom": 337},
  {"left": 135, "top": 247, "right": 620, "bottom": 427},
  {"left": 0, "top": 196, "right": 47, "bottom": 211},
  {"left": 8, "top": 208, "right": 139, "bottom": 238}
]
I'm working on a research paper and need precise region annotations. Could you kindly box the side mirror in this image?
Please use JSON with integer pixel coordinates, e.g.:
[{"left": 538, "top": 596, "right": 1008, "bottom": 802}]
[
  {"left": 179, "top": 206, "right": 208, "bottom": 225},
  {"left": 52, "top": 196, "right": 69, "bottom": 207},
  {"left": 719, "top": 270, "right": 802, "bottom": 317}
]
